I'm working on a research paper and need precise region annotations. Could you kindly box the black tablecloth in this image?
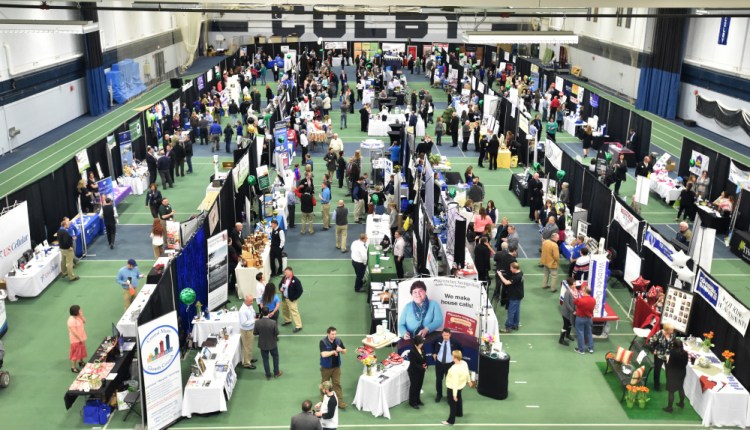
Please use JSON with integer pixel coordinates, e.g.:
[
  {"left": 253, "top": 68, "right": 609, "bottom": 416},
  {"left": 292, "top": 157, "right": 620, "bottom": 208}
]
[
  {"left": 607, "top": 143, "right": 636, "bottom": 166},
  {"left": 147, "top": 255, "right": 168, "bottom": 284},
  {"left": 697, "top": 208, "right": 731, "bottom": 235},
  {"left": 509, "top": 174, "right": 529, "bottom": 207},
  {"left": 64, "top": 338, "right": 136, "bottom": 409},
  {"left": 478, "top": 352, "right": 509, "bottom": 400},
  {"left": 729, "top": 229, "right": 750, "bottom": 264}
]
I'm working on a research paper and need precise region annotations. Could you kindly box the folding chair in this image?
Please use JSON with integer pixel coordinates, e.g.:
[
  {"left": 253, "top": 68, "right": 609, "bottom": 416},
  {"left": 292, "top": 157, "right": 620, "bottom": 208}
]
[{"left": 123, "top": 391, "right": 141, "bottom": 421}]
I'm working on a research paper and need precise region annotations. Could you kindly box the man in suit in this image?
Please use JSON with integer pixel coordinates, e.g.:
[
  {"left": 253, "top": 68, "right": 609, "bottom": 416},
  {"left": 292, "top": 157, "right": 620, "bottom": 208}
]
[
  {"left": 477, "top": 132, "right": 488, "bottom": 168},
  {"left": 626, "top": 128, "right": 639, "bottom": 150},
  {"left": 280, "top": 266, "right": 304, "bottom": 332},
  {"left": 450, "top": 112, "right": 459, "bottom": 147},
  {"left": 290, "top": 400, "right": 322, "bottom": 430},
  {"left": 461, "top": 120, "right": 471, "bottom": 152},
  {"left": 254, "top": 307, "right": 282, "bottom": 380},
  {"left": 156, "top": 150, "right": 173, "bottom": 189},
  {"left": 269, "top": 219, "right": 284, "bottom": 276},
  {"left": 432, "top": 328, "right": 462, "bottom": 403},
  {"left": 635, "top": 155, "right": 652, "bottom": 178},
  {"left": 146, "top": 147, "right": 158, "bottom": 186},
  {"left": 527, "top": 172, "right": 540, "bottom": 221},
  {"left": 474, "top": 237, "right": 493, "bottom": 286},
  {"left": 230, "top": 222, "right": 244, "bottom": 256},
  {"left": 100, "top": 197, "right": 118, "bottom": 249}
]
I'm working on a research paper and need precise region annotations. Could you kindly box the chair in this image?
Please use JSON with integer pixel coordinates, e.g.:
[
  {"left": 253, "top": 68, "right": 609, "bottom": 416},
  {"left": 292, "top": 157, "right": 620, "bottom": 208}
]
[{"left": 122, "top": 390, "right": 141, "bottom": 421}]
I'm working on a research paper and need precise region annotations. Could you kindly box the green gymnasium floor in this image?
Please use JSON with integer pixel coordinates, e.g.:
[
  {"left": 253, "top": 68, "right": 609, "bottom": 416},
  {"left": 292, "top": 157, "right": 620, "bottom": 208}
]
[{"left": 0, "top": 66, "right": 746, "bottom": 429}]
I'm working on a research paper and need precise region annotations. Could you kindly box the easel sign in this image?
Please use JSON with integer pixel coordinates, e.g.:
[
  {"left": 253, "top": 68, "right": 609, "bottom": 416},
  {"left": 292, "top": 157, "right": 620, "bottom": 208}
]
[{"left": 577, "top": 220, "right": 589, "bottom": 238}]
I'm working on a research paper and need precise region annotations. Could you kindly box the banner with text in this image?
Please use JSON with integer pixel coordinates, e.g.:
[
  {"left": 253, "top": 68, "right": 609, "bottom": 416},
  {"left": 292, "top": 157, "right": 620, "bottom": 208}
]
[
  {"left": 138, "top": 311, "right": 183, "bottom": 430},
  {"left": 589, "top": 255, "right": 610, "bottom": 318},
  {"left": 207, "top": 230, "right": 229, "bottom": 310},
  {"left": 643, "top": 226, "right": 676, "bottom": 265},
  {"left": 76, "top": 149, "right": 90, "bottom": 173},
  {"left": 97, "top": 177, "right": 114, "bottom": 205},
  {"left": 129, "top": 119, "right": 143, "bottom": 141},
  {"left": 689, "top": 149, "right": 710, "bottom": 177},
  {"left": 0, "top": 202, "right": 31, "bottom": 278},
  {"left": 729, "top": 161, "right": 750, "bottom": 190},
  {"left": 545, "top": 140, "right": 563, "bottom": 171},
  {"left": 694, "top": 268, "right": 750, "bottom": 335},
  {"left": 612, "top": 201, "right": 640, "bottom": 240}
]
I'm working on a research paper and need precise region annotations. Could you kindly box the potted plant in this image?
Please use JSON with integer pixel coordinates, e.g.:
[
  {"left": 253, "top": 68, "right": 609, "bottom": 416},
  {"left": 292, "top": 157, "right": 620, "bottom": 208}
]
[
  {"left": 701, "top": 331, "right": 714, "bottom": 352},
  {"left": 636, "top": 386, "right": 650, "bottom": 409},
  {"left": 624, "top": 385, "right": 638, "bottom": 408},
  {"left": 362, "top": 354, "right": 377, "bottom": 376},
  {"left": 722, "top": 350, "right": 735, "bottom": 375},
  {"left": 481, "top": 334, "right": 495, "bottom": 354}
]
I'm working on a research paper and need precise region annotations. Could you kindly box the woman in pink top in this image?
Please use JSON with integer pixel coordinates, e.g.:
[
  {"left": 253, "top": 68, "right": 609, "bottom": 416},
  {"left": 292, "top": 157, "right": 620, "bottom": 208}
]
[
  {"left": 67, "top": 305, "right": 87, "bottom": 373},
  {"left": 473, "top": 207, "right": 494, "bottom": 243}
]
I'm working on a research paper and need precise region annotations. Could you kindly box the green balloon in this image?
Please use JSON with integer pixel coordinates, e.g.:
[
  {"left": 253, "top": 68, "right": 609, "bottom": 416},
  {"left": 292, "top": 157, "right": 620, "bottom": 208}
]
[
  {"left": 448, "top": 187, "right": 457, "bottom": 198},
  {"left": 286, "top": 53, "right": 292, "bottom": 59},
  {"left": 247, "top": 175, "right": 257, "bottom": 185},
  {"left": 180, "top": 288, "right": 196, "bottom": 306},
  {"left": 478, "top": 100, "right": 483, "bottom": 105},
  {"left": 372, "top": 194, "right": 379, "bottom": 205},
  {"left": 605, "top": 152, "right": 613, "bottom": 162},
  {"left": 689, "top": 159, "right": 696, "bottom": 167},
  {"left": 556, "top": 170, "right": 566, "bottom": 181},
  {"left": 278, "top": 136, "right": 285, "bottom": 143},
  {"left": 533, "top": 162, "right": 541, "bottom": 171},
  {"left": 378, "top": 49, "right": 382, "bottom": 54}
]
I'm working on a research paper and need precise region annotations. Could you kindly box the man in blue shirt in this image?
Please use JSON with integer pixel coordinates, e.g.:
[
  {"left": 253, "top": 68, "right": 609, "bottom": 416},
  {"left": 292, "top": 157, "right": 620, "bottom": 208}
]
[
  {"left": 431, "top": 328, "right": 462, "bottom": 403},
  {"left": 389, "top": 142, "right": 401, "bottom": 167},
  {"left": 116, "top": 259, "right": 144, "bottom": 309},
  {"left": 209, "top": 120, "right": 222, "bottom": 152},
  {"left": 319, "top": 182, "right": 332, "bottom": 230},
  {"left": 568, "top": 235, "right": 586, "bottom": 277},
  {"left": 320, "top": 327, "right": 347, "bottom": 409}
]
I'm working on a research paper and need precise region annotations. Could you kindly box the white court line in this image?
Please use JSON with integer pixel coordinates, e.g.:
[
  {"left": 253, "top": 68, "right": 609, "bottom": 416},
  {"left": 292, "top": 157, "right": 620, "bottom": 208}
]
[{"left": 107, "top": 423, "right": 705, "bottom": 429}]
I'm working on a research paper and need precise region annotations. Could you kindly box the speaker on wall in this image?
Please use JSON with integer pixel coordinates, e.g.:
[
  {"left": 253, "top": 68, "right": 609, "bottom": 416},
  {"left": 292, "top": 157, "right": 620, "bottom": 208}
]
[{"left": 170, "top": 78, "right": 183, "bottom": 89}]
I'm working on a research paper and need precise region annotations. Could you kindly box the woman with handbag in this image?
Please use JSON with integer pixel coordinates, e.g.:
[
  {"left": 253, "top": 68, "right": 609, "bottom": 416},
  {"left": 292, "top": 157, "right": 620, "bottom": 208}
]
[
  {"left": 648, "top": 323, "right": 675, "bottom": 391},
  {"left": 407, "top": 335, "right": 427, "bottom": 409},
  {"left": 663, "top": 339, "right": 688, "bottom": 413},
  {"left": 68, "top": 305, "right": 87, "bottom": 373}
]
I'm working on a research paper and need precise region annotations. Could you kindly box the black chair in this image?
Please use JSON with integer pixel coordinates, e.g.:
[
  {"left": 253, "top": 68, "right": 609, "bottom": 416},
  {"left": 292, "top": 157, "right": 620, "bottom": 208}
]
[{"left": 123, "top": 390, "right": 141, "bottom": 421}]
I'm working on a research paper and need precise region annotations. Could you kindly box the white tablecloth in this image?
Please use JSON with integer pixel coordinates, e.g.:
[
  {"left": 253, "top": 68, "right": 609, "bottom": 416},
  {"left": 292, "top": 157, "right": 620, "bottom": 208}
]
[
  {"left": 563, "top": 116, "right": 584, "bottom": 137},
  {"left": 650, "top": 177, "right": 683, "bottom": 203},
  {"left": 116, "top": 283, "right": 158, "bottom": 337},
  {"left": 118, "top": 168, "right": 149, "bottom": 195},
  {"left": 182, "top": 334, "right": 241, "bottom": 418},
  {"left": 352, "top": 362, "right": 410, "bottom": 419},
  {"left": 5, "top": 248, "right": 61, "bottom": 301},
  {"left": 191, "top": 311, "right": 241, "bottom": 346},
  {"left": 368, "top": 114, "right": 425, "bottom": 137},
  {"left": 366, "top": 214, "right": 392, "bottom": 246},
  {"left": 684, "top": 343, "right": 750, "bottom": 428}
]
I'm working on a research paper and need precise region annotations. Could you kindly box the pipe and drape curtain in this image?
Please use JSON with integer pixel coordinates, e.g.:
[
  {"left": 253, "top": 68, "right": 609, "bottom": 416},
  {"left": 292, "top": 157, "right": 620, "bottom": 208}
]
[
  {"left": 82, "top": 7, "right": 110, "bottom": 116},
  {"left": 635, "top": 9, "right": 689, "bottom": 119}
]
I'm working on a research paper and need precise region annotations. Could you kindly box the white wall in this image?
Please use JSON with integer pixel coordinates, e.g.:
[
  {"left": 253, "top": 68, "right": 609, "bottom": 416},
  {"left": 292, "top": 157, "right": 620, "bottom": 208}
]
[
  {"left": 0, "top": 7, "right": 82, "bottom": 82},
  {"left": 98, "top": 4, "right": 177, "bottom": 50},
  {"left": 0, "top": 78, "right": 87, "bottom": 155},
  {"left": 684, "top": 17, "right": 750, "bottom": 78},
  {"left": 678, "top": 83, "right": 750, "bottom": 148},
  {"left": 549, "top": 10, "right": 652, "bottom": 52},
  {"left": 106, "top": 42, "right": 189, "bottom": 86},
  {"left": 563, "top": 46, "right": 641, "bottom": 99}
]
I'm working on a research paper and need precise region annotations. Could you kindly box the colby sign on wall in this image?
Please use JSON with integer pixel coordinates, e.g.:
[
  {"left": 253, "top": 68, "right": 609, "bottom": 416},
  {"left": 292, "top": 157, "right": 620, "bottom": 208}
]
[
  {"left": 694, "top": 268, "right": 750, "bottom": 336},
  {"left": 0, "top": 202, "right": 31, "bottom": 277}
]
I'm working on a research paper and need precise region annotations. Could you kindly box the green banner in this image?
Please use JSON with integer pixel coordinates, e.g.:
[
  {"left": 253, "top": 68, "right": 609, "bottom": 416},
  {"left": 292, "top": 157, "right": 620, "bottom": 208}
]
[{"left": 129, "top": 119, "right": 143, "bottom": 141}]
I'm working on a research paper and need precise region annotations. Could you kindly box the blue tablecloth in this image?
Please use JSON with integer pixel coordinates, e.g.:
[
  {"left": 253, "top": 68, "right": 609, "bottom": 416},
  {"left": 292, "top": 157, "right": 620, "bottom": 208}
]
[
  {"left": 560, "top": 243, "right": 573, "bottom": 260},
  {"left": 264, "top": 214, "right": 286, "bottom": 231},
  {"left": 72, "top": 214, "right": 105, "bottom": 256}
]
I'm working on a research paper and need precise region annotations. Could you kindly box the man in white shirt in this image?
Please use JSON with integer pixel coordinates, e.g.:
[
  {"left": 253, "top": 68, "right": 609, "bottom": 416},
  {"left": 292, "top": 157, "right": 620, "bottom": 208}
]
[
  {"left": 255, "top": 273, "right": 266, "bottom": 311},
  {"left": 329, "top": 133, "right": 344, "bottom": 154},
  {"left": 350, "top": 233, "right": 368, "bottom": 293},
  {"left": 393, "top": 230, "right": 406, "bottom": 279},
  {"left": 239, "top": 295, "right": 257, "bottom": 369}
]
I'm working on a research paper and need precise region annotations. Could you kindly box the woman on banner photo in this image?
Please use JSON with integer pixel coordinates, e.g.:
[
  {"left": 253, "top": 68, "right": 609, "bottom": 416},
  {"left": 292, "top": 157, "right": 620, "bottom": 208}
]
[{"left": 398, "top": 281, "right": 443, "bottom": 340}]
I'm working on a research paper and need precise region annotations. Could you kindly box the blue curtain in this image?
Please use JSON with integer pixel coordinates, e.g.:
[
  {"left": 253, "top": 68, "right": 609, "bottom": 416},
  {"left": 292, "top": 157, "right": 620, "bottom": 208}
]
[
  {"left": 635, "top": 9, "right": 688, "bottom": 120},
  {"left": 83, "top": 32, "right": 110, "bottom": 116},
  {"left": 176, "top": 226, "right": 208, "bottom": 337}
]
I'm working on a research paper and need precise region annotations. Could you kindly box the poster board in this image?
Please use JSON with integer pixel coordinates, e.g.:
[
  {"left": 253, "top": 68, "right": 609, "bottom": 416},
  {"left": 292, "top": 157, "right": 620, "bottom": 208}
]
[
  {"left": 689, "top": 150, "right": 709, "bottom": 177},
  {"left": 0, "top": 202, "right": 31, "bottom": 277},
  {"left": 661, "top": 287, "right": 694, "bottom": 333},
  {"left": 588, "top": 255, "right": 610, "bottom": 318},
  {"left": 138, "top": 311, "right": 183, "bottom": 430},
  {"left": 180, "top": 213, "right": 205, "bottom": 245},
  {"left": 76, "top": 149, "right": 90, "bottom": 173},
  {"left": 97, "top": 177, "right": 114, "bottom": 205},
  {"left": 166, "top": 220, "right": 181, "bottom": 250},
  {"left": 612, "top": 201, "right": 640, "bottom": 240},
  {"left": 118, "top": 131, "right": 134, "bottom": 169},
  {"left": 207, "top": 230, "right": 229, "bottom": 310},
  {"left": 623, "top": 246, "right": 642, "bottom": 288}
]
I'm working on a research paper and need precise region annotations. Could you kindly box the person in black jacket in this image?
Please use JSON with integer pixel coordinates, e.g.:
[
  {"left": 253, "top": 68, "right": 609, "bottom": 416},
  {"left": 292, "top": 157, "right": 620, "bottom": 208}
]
[
  {"left": 407, "top": 335, "right": 427, "bottom": 409},
  {"left": 635, "top": 155, "right": 652, "bottom": 178},
  {"left": 279, "top": 267, "right": 304, "bottom": 332},
  {"left": 494, "top": 245, "right": 517, "bottom": 304},
  {"left": 146, "top": 147, "right": 158, "bottom": 185},
  {"left": 300, "top": 191, "right": 315, "bottom": 235},
  {"left": 100, "top": 198, "right": 118, "bottom": 249},
  {"left": 676, "top": 182, "right": 697, "bottom": 222},
  {"left": 336, "top": 151, "right": 346, "bottom": 189},
  {"left": 359, "top": 104, "right": 370, "bottom": 133},
  {"left": 173, "top": 140, "right": 186, "bottom": 177},
  {"left": 498, "top": 262, "right": 524, "bottom": 332},
  {"left": 269, "top": 219, "right": 285, "bottom": 276},
  {"left": 612, "top": 153, "right": 628, "bottom": 195},
  {"left": 145, "top": 183, "right": 162, "bottom": 219},
  {"left": 166, "top": 143, "right": 177, "bottom": 183},
  {"left": 450, "top": 112, "right": 459, "bottom": 147},
  {"left": 184, "top": 139, "right": 193, "bottom": 174},
  {"left": 476, "top": 133, "right": 488, "bottom": 168},
  {"left": 474, "top": 237, "right": 493, "bottom": 286},
  {"left": 487, "top": 130, "right": 500, "bottom": 170},
  {"left": 58, "top": 218, "right": 79, "bottom": 281},
  {"left": 157, "top": 150, "right": 173, "bottom": 189},
  {"left": 663, "top": 339, "right": 688, "bottom": 413}
]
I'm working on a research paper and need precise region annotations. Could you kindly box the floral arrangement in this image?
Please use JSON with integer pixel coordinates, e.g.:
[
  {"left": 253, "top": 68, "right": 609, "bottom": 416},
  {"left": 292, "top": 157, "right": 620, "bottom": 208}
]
[
  {"left": 356, "top": 346, "right": 377, "bottom": 367},
  {"left": 481, "top": 334, "right": 495, "bottom": 348},
  {"left": 702, "top": 331, "right": 715, "bottom": 350},
  {"left": 635, "top": 386, "right": 650, "bottom": 404},
  {"left": 722, "top": 350, "right": 735, "bottom": 372},
  {"left": 361, "top": 354, "right": 377, "bottom": 367},
  {"left": 624, "top": 385, "right": 639, "bottom": 404}
]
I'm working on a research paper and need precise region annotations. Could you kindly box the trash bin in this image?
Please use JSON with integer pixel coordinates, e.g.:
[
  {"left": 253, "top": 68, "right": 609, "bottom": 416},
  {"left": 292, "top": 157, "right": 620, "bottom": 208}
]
[{"left": 477, "top": 351, "right": 509, "bottom": 400}]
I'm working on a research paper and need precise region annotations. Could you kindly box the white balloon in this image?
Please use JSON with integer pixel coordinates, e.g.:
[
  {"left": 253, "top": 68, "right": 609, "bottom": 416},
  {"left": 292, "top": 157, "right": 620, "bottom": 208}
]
[
  {"left": 675, "top": 266, "right": 694, "bottom": 283},
  {"left": 671, "top": 250, "right": 690, "bottom": 268}
]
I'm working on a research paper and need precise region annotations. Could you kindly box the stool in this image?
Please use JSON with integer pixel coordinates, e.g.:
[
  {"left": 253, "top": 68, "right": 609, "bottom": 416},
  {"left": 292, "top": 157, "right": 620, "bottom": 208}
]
[{"left": 123, "top": 391, "right": 141, "bottom": 421}]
